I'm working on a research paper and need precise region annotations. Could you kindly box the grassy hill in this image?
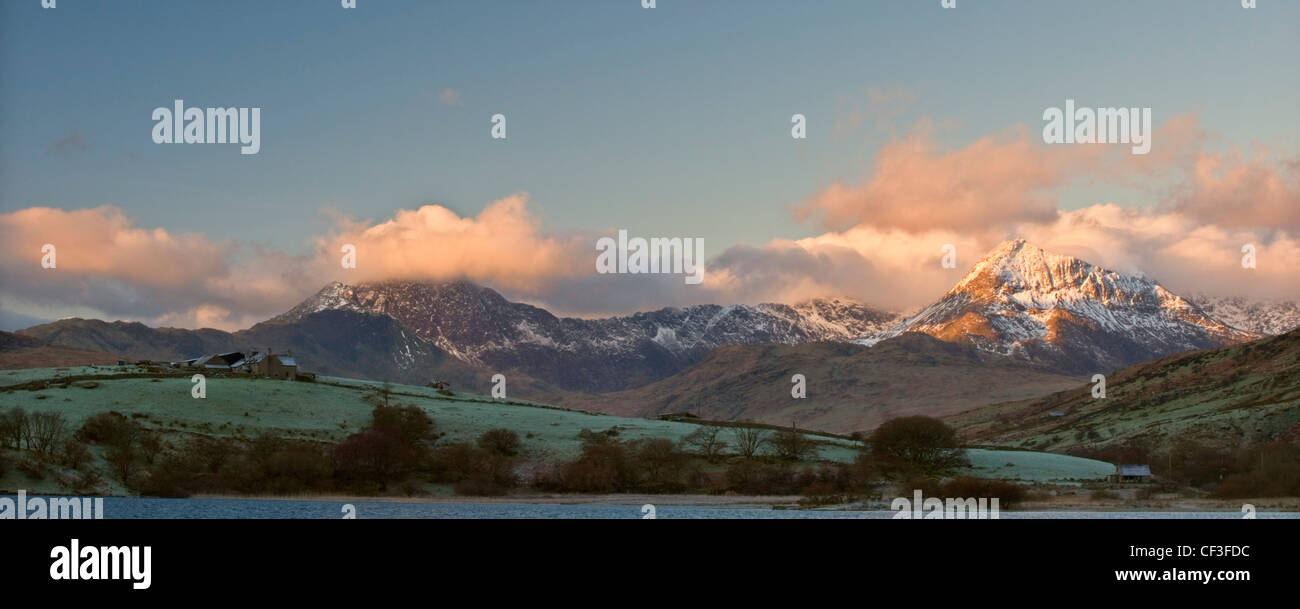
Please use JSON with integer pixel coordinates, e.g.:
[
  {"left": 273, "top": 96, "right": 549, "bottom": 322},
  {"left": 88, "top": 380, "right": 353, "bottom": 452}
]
[
  {"left": 946, "top": 329, "right": 1300, "bottom": 453},
  {"left": 0, "top": 366, "right": 1114, "bottom": 497}
]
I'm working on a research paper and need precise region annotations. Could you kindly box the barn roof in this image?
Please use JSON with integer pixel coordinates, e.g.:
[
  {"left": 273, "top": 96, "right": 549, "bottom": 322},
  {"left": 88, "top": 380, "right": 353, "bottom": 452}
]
[
  {"left": 212, "top": 352, "right": 244, "bottom": 366},
  {"left": 1118, "top": 464, "right": 1152, "bottom": 476},
  {"left": 277, "top": 356, "right": 297, "bottom": 367}
]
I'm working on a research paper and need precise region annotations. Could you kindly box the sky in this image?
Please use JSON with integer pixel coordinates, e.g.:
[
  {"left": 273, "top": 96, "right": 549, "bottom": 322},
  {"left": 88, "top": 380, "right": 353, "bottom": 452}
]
[{"left": 1, "top": 0, "right": 1297, "bottom": 330}]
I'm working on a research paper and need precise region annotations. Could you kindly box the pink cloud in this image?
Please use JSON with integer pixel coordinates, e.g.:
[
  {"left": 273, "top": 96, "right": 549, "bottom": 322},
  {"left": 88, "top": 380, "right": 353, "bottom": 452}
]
[
  {"left": 313, "top": 194, "right": 588, "bottom": 292},
  {"left": 1167, "top": 150, "right": 1300, "bottom": 231},
  {"left": 797, "top": 121, "right": 1064, "bottom": 234}
]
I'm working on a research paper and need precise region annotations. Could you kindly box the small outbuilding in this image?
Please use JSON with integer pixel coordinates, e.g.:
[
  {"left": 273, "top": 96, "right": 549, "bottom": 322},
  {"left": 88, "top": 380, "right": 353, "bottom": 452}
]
[{"left": 1111, "top": 464, "right": 1153, "bottom": 483}]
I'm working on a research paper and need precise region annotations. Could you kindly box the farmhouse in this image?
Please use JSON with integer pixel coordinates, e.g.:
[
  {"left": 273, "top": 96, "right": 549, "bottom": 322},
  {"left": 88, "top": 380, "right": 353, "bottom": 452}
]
[
  {"left": 172, "top": 348, "right": 304, "bottom": 380},
  {"left": 249, "top": 348, "right": 298, "bottom": 380}
]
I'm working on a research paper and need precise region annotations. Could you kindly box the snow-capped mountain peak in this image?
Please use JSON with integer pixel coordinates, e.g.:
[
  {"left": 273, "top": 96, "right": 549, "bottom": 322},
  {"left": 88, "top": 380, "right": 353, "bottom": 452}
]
[{"left": 862, "top": 240, "right": 1260, "bottom": 373}]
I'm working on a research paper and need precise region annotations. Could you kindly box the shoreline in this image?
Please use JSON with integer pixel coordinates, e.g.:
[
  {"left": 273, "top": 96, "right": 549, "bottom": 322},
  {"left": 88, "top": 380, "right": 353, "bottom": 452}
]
[
  {"left": 7, "top": 490, "right": 1299, "bottom": 513},
  {"left": 174, "top": 493, "right": 1300, "bottom": 512}
]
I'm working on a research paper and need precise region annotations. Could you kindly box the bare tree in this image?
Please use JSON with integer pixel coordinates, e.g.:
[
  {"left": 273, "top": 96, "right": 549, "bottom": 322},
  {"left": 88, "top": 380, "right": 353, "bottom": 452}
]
[
  {"left": 771, "top": 425, "right": 816, "bottom": 462},
  {"left": 682, "top": 424, "right": 728, "bottom": 461},
  {"left": 731, "top": 425, "right": 768, "bottom": 459},
  {"left": 0, "top": 408, "right": 27, "bottom": 450},
  {"left": 27, "top": 411, "right": 69, "bottom": 456}
]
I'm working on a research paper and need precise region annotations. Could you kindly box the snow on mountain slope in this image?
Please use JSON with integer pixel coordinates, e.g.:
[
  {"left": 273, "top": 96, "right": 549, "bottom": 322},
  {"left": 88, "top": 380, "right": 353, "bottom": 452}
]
[
  {"left": 273, "top": 280, "right": 900, "bottom": 392},
  {"left": 1185, "top": 294, "right": 1300, "bottom": 336},
  {"left": 858, "top": 240, "right": 1260, "bottom": 373}
]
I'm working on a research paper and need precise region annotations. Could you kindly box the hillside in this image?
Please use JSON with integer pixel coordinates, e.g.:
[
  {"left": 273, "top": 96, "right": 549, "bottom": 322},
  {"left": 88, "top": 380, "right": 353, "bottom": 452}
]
[
  {"left": 946, "top": 329, "right": 1300, "bottom": 453},
  {"left": 561, "top": 332, "right": 1084, "bottom": 434},
  {"left": 15, "top": 311, "right": 493, "bottom": 390},
  {"left": 0, "top": 330, "right": 122, "bottom": 369},
  {"left": 0, "top": 366, "right": 1113, "bottom": 496}
]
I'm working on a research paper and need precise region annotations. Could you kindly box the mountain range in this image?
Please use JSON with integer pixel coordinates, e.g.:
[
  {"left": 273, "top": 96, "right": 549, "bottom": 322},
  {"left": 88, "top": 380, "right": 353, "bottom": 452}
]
[
  {"left": 268, "top": 279, "right": 899, "bottom": 392},
  {"left": 6, "top": 239, "right": 1293, "bottom": 432}
]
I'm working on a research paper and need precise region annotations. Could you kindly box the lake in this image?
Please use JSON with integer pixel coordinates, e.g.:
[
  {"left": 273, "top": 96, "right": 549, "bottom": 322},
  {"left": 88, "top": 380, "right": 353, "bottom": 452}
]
[{"left": 4, "top": 495, "right": 1298, "bottom": 519}]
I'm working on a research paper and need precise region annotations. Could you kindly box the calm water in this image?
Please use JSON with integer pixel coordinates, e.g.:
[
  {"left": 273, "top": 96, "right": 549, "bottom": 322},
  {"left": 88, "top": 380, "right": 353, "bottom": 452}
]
[{"left": 5, "top": 495, "right": 1298, "bottom": 519}]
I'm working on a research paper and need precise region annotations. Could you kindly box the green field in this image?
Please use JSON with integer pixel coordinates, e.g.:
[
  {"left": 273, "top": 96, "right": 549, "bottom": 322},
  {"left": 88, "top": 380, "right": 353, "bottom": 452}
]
[{"left": 0, "top": 367, "right": 1114, "bottom": 495}]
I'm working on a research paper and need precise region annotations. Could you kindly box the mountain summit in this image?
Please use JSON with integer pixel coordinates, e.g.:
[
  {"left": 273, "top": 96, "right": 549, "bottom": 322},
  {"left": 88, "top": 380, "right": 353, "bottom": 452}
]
[{"left": 863, "top": 239, "right": 1259, "bottom": 373}]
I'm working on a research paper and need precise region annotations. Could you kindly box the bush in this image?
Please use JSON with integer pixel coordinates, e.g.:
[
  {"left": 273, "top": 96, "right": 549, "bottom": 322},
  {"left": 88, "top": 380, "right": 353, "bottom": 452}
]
[
  {"left": 429, "top": 442, "right": 517, "bottom": 490},
  {"left": 132, "top": 453, "right": 198, "bottom": 498},
  {"left": 539, "top": 441, "right": 633, "bottom": 493},
  {"left": 77, "top": 411, "right": 137, "bottom": 448},
  {"left": 104, "top": 444, "right": 136, "bottom": 481},
  {"left": 871, "top": 416, "right": 967, "bottom": 475},
  {"left": 246, "top": 439, "right": 333, "bottom": 494},
  {"left": 478, "top": 429, "right": 521, "bottom": 457},
  {"left": 138, "top": 432, "right": 164, "bottom": 465},
  {"left": 724, "top": 460, "right": 800, "bottom": 495},
  {"left": 332, "top": 428, "right": 420, "bottom": 492},
  {"left": 846, "top": 451, "right": 880, "bottom": 493},
  {"left": 940, "top": 477, "right": 1026, "bottom": 509},
  {"left": 633, "top": 438, "right": 687, "bottom": 493},
  {"left": 371, "top": 404, "right": 437, "bottom": 446},
  {"left": 894, "top": 475, "right": 945, "bottom": 500},
  {"left": 60, "top": 439, "right": 91, "bottom": 470},
  {"left": 16, "top": 456, "right": 45, "bottom": 480},
  {"left": 71, "top": 469, "right": 103, "bottom": 494},
  {"left": 1211, "top": 442, "right": 1300, "bottom": 498},
  {"left": 770, "top": 427, "right": 817, "bottom": 462}
]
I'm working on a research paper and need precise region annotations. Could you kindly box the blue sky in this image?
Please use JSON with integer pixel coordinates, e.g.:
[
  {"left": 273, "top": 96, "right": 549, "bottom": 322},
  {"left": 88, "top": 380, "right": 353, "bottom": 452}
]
[
  {"left": 0, "top": 0, "right": 1297, "bottom": 329},
  {"left": 3, "top": 0, "right": 1295, "bottom": 253}
]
